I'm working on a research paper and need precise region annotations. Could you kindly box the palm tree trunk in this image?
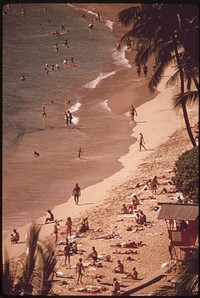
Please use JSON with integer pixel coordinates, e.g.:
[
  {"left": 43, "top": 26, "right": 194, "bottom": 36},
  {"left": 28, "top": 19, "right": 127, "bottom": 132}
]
[{"left": 172, "top": 34, "right": 197, "bottom": 147}]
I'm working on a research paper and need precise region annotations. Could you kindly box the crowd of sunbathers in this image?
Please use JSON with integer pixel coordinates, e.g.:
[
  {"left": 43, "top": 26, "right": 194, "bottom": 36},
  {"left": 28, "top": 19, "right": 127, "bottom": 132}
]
[{"left": 10, "top": 171, "right": 186, "bottom": 294}]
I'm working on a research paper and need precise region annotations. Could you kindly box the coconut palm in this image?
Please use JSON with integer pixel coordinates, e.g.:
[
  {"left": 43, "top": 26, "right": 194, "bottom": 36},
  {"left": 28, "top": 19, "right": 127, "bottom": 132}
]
[
  {"left": 2, "top": 222, "right": 57, "bottom": 296},
  {"left": 118, "top": 4, "right": 199, "bottom": 147},
  {"left": 153, "top": 248, "right": 199, "bottom": 296}
]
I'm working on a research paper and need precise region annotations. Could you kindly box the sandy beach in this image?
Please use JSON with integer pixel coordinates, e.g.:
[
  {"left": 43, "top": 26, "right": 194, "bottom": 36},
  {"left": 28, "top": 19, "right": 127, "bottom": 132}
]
[{"left": 2, "top": 3, "right": 198, "bottom": 296}]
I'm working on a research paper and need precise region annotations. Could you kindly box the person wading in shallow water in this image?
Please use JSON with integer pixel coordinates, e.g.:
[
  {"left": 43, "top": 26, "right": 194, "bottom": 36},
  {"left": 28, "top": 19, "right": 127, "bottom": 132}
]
[
  {"left": 77, "top": 147, "right": 83, "bottom": 159},
  {"left": 130, "top": 105, "right": 137, "bottom": 122},
  {"left": 139, "top": 132, "right": 146, "bottom": 151}
]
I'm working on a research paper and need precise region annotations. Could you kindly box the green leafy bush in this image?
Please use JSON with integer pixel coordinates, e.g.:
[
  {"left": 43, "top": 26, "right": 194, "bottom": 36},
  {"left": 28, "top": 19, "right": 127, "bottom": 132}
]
[{"left": 172, "top": 146, "right": 199, "bottom": 203}]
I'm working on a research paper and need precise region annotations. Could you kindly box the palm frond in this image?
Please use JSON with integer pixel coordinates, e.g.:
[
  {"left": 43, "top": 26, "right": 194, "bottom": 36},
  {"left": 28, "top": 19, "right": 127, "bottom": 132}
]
[
  {"left": 149, "top": 50, "right": 174, "bottom": 93},
  {"left": 17, "top": 222, "right": 41, "bottom": 294},
  {"left": 37, "top": 241, "right": 57, "bottom": 295},
  {"left": 174, "top": 249, "right": 199, "bottom": 295},
  {"left": 173, "top": 91, "right": 199, "bottom": 107},
  {"left": 118, "top": 6, "right": 139, "bottom": 27},
  {"left": 165, "top": 70, "right": 180, "bottom": 88},
  {"left": 2, "top": 256, "right": 15, "bottom": 295}
]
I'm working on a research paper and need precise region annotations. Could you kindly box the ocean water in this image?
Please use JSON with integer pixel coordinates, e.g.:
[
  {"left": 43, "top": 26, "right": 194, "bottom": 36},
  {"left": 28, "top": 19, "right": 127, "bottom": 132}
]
[{"left": 2, "top": 3, "right": 133, "bottom": 236}]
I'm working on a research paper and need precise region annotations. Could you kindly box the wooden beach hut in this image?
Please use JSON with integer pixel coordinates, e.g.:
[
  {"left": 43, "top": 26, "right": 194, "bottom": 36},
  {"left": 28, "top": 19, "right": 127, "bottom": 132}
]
[{"left": 157, "top": 203, "right": 199, "bottom": 247}]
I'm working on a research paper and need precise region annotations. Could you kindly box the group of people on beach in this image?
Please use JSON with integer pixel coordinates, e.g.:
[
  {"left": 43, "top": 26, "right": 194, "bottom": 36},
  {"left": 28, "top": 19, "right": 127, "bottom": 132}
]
[
  {"left": 11, "top": 170, "right": 183, "bottom": 293},
  {"left": 61, "top": 233, "right": 139, "bottom": 288}
]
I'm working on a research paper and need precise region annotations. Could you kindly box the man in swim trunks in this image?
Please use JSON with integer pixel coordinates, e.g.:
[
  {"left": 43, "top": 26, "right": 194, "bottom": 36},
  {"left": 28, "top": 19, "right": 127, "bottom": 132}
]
[
  {"left": 76, "top": 258, "right": 84, "bottom": 284},
  {"left": 72, "top": 183, "right": 81, "bottom": 204}
]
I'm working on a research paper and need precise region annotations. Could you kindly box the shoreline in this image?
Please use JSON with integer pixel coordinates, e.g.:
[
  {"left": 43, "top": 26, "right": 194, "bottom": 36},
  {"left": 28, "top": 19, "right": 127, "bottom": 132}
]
[
  {"left": 2, "top": 61, "right": 186, "bottom": 261},
  {"left": 2, "top": 3, "right": 197, "bottom": 268},
  {"left": 2, "top": 3, "right": 142, "bottom": 238},
  {"left": 3, "top": 3, "right": 151, "bottom": 256}
]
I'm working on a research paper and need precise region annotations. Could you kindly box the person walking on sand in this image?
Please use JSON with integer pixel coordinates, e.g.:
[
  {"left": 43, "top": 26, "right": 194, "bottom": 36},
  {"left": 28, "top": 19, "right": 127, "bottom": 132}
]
[
  {"left": 76, "top": 258, "right": 84, "bottom": 284},
  {"left": 72, "top": 183, "right": 81, "bottom": 204},
  {"left": 54, "top": 220, "right": 60, "bottom": 243},
  {"left": 139, "top": 133, "right": 146, "bottom": 151},
  {"left": 66, "top": 216, "right": 73, "bottom": 239},
  {"left": 64, "top": 239, "right": 71, "bottom": 268},
  {"left": 151, "top": 175, "right": 158, "bottom": 195},
  {"left": 112, "top": 277, "right": 120, "bottom": 296},
  {"left": 130, "top": 105, "right": 137, "bottom": 122},
  {"left": 77, "top": 147, "right": 83, "bottom": 159}
]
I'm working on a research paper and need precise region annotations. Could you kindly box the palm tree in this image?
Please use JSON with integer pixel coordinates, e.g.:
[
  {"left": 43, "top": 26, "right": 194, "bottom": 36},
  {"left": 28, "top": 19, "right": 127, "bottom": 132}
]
[
  {"left": 118, "top": 4, "right": 199, "bottom": 147},
  {"left": 2, "top": 222, "right": 57, "bottom": 296},
  {"left": 153, "top": 248, "right": 199, "bottom": 296}
]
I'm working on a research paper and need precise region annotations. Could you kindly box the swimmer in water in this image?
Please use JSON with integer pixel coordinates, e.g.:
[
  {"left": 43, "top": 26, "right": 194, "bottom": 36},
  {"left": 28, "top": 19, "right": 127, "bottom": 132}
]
[
  {"left": 64, "top": 39, "right": 69, "bottom": 47},
  {"left": 63, "top": 59, "right": 68, "bottom": 65},
  {"left": 34, "top": 151, "right": 40, "bottom": 156},
  {"left": 20, "top": 75, "right": 25, "bottom": 81},
  {"left": 42, "top": 106, "right": 47, "bottom": 116},
  {"left": 88, "top": 20, "right": 94, "bottom": 29}
]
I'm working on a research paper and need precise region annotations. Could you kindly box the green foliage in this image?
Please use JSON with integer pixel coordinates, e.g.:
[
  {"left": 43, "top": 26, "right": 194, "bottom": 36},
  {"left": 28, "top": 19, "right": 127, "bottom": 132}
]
[
  {"left": 154, "top": 248, "right": 199, "bottom": 296},
  {"left": 172, "top": 146, "right": 199, "bottom": 203},
  {"left": 2, "top": 222, "right": 57, "bottom": 296},
  {"left": 175, "top": 248, "right": 199, "bottom": 296}
]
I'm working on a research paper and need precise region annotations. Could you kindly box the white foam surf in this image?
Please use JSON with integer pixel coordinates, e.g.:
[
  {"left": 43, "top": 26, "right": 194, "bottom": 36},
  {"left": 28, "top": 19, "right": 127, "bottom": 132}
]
[
  {"left": 84, "top": 71, "right": 116, "bottom": 89},
  {"left": 112, "top": 46, "right": 131, "bottom": 68}
]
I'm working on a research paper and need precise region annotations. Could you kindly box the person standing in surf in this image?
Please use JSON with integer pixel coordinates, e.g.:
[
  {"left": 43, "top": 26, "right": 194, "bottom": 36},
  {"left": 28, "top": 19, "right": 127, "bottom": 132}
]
[
  {"left": 67, "top": 110, "right": 73, "bottom": 125},
  {"left": 77, "top": 147, "right": 83, "bottom": 159}
]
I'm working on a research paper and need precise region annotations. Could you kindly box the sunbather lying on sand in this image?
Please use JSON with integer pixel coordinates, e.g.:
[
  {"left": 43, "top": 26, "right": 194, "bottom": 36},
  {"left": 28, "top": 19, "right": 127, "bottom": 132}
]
[
  {"left": 92, "top": 231, "right": 117, "bottom": 240},
  {"left": 111, "top": 241, "right": 138, "bottom": 248},
  {"left": 113, "top": 249, "right": 138, "bottom": 255},
  {"left": 150, "top": 205, "right": 160, "bottom": 211},
  {"left": 157, "top": 186, "right": 177, "bottom": 194}
]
